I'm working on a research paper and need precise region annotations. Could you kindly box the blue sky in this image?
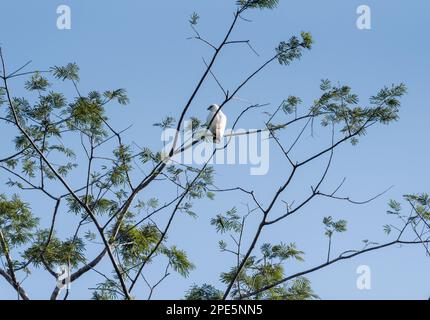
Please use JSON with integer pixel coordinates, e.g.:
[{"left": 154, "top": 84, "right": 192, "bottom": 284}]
[{"left": 0, "top": 0, "right": 429, "bottom": 299}]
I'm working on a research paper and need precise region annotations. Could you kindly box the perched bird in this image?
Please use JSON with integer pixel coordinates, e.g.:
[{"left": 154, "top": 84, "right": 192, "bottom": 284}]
[{"left": 206, "top": 104, "right": 227, "bottom": 143}]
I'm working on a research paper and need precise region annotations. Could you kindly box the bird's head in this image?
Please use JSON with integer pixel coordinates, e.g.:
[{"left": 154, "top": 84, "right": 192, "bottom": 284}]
[{"left": 207, "top": 104, "right": 220, "bottom": 111}]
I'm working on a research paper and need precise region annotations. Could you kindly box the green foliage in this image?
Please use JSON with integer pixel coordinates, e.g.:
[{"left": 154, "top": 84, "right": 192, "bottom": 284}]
[
  {"left": 66, "top": 195, "right": 117, "bottom": 217},
  {"left": 387, "top": 199, "right": 402, "bottom": 215},
  {"left": 300, "top": 31, "right": 313, "bottom": 49},
  {"left": 103, "top": 89, "right": 130, "bottom": 105},
  {"left": 136, "top": 198, "right": 159, "bottom": 211},
  {"left": 67, "top": 96, "right": 107, "bottom": 135},
  {"left": 52, "top": 63, "right": 80, "bottom": 82},
  {"left": 22, "top": 159, "right": 36, "bottom": 178},
  {"left": 383, "top": 225, "right": 391, "bottom": 235},
  {"left": 24, "top": 230, "right": 86, "bottom": 268},
  {"left": 212, "top": 205, "right": 310, "bottom": 299},
  {"left": 115, "top": 223, "right": 195, "bottom": 278},
  {"left": 0, "top": 87, "right": 6, "bottom": 106},
  {"left": 162, "top": 246, "right": 195, "bottom": 277},
  {"left": 211, "top": 207, "right": 241, "bottom": 234},
  {"left": 164, "top": 164, "right": 215, "bottom": 202},
  {"left": 237, "top": 0, "right": 279, "bottom": 10},
  {"left": 187, "top": 117, "right": 202, "bottom": 135},
  {"left": 404, "top": 193, "right": 430, "bottom": 207},
  {"left": 109, "top": 145, "right": 133, "bottom": 186},
  {"left": 178, "top": 202, "right": 198, "bottom": 218},
  {"left": 139, "top": 147, "right": 155, "bottom": 164},
  {"left": 7, "top": 97, "right": 30, "bottom": 124},
  {"left": 25, "top": 72, "right": 50, "bottom": 91},
  {"left": 383, "top": 194, "right": 430, "bottom": 239},
  {"left": 57, "top": 162, "right": 78, "bottom": 177},
  {"left": 212, "top": 205, "right": 312, "bottom": 299},
  {"left": 116, "top": 223, "right": 162, "bottom": 265},
  {"left": 276, "top": 32, "right": 313, "bottom": 66},
  {"left": 41, "top": 92, "right": 67, "bottom": 109},
  {"left": 91, "top": 279, "right": 123, "bottom": 300},
  {"left": 153, "top": 116, "right": 176, "bottom": 129},
  {"left": 404, "top": 193, "right": 430, "bottom": 220},
  {"left": 185, "top": 283, "right": 223, "bottom": 300},
  {"left": 189, "top": 12, "right": 200, "bottom": 25},
  {"left": 323, "top": 216, "right": 347, "bottom": 237},
  {"left": 219, "top": 242, "right": 309, "bottom": 299},
  {"left": 261, "top": 243, "right": 304, "bottom": 262},
  {"left": 282, "top": 96, "right": 302, "bottom": 115},
  {"left": 186, "top": 166, "right": 215, "bottom": 199},
  {"left": 0, "top": 194, "right": 38, "bottom": 249},
  {"left": 312, "top": 80, "right": 406, "bottom": 144},
  {"left": 283, "top": 277, "right": 319, "bottom": 300}
]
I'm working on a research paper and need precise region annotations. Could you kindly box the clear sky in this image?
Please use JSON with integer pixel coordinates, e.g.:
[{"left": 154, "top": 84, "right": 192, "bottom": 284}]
[{"left": 0, "top": 0, "right": 429, "bottom": 300}]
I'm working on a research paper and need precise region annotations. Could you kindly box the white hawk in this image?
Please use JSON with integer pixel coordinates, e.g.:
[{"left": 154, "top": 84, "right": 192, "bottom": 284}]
[{"left": 206, "top": 104, "right": 227, "bottom": 143}]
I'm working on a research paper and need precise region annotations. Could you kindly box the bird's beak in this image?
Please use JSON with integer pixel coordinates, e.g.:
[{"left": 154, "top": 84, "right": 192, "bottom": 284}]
[{"left": 207, "top": 106, "right": 212, "bottom": 110}]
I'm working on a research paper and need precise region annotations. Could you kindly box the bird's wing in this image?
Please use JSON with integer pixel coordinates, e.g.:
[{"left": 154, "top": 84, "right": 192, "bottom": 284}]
[
  {"left": 207, "top": 109, "right": 227, "bottom": 142},
  {"left": 207, "top": 111, "right": 219, "bottom": 132},
  {"left": 215, "top": 112, "right": 227, "bottom": 141},
  {"left": 219, "top": 112, "right": 227, "bottom": 134},
  {"left": 215, "top": 128, "right": 222, "bottom": 143},
  {"left": 207, "top": 111, "right": 216, "bottom": 129}
]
